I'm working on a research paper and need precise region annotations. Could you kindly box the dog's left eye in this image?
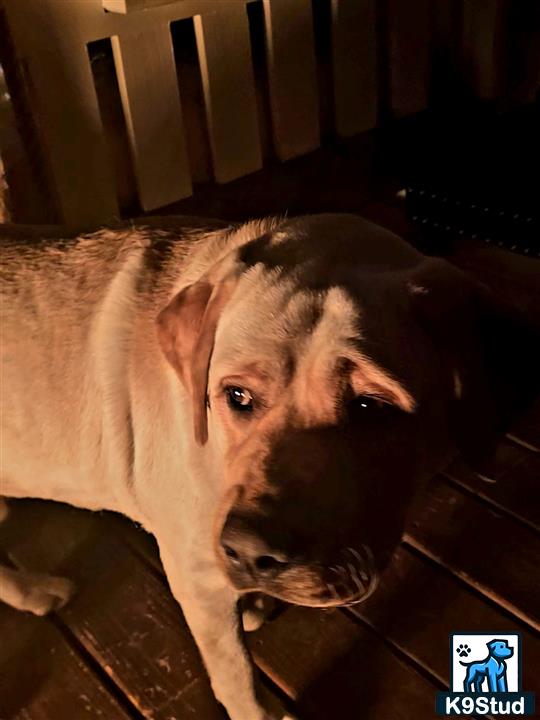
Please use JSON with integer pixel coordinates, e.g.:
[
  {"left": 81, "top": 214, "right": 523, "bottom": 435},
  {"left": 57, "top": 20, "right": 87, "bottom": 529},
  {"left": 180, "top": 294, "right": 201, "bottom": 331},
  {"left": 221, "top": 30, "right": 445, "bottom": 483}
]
[
  {"left": 225, "top": 386, "right": 254, "bottom": 413},
  {"left": 355, "top": 395, "right": 385, "bottom": 410}
]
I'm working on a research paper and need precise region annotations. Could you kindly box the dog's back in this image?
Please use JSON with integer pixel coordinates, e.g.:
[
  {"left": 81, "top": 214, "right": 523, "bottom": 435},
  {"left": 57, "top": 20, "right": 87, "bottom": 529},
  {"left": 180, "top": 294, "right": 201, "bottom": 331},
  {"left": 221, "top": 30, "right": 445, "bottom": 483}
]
[{"left": 1, "top": 229, "right": 154, "bottom": 508}]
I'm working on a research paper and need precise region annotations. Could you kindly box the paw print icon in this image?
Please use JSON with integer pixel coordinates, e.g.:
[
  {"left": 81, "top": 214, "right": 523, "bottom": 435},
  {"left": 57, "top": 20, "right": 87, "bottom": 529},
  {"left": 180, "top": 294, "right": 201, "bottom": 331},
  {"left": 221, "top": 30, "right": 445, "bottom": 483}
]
[{"left": 456, "top": 644, "right": 471, "bottom": 658}]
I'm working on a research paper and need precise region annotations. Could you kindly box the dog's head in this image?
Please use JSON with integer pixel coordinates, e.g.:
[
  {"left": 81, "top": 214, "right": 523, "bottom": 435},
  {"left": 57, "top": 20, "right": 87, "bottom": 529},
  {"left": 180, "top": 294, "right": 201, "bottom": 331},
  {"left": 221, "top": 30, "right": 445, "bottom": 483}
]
[
  {"left": 487, "top": 640, "right": 514, "bottom": 660},
  {"left": 157, "top": 214, "right": 539, "bottom": 607}
]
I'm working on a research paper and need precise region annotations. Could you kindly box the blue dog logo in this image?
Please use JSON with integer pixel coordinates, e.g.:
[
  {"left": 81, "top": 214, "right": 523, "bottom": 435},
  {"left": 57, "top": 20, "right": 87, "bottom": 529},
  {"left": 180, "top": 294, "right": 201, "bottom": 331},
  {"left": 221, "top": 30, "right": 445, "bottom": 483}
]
[
  {"left": 459, "top": 639, "right": 514, "bottom": 693},
  {"left": 436, "top": 633, "right": 535, "bottom": 715}
]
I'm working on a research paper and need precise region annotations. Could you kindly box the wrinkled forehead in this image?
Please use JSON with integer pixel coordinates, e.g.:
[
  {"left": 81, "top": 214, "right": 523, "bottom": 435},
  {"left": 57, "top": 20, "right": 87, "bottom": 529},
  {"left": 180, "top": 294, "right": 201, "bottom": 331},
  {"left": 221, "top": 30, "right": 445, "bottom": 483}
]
[{"left": 212, "top": 265, "right": 361, "bottom": 378}]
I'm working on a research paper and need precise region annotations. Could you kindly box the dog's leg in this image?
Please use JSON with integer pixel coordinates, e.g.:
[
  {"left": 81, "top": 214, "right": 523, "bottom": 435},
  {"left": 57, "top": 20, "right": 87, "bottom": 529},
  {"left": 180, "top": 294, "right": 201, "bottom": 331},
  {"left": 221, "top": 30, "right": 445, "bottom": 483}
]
[
  {"left": 474, "top": 677, "right": 484, "bottom": 693},
  {"left": 497, "top": 674, "right": 507, "bottom": 692},
  {"left": 486, "top": 668, "right": 499, "bottom": 693},
  {"left": 158, "top": 541, "right": 296, "bottom": 720},
  {"left": 0, "top": 564, "right": 74, "bottom": 615}
]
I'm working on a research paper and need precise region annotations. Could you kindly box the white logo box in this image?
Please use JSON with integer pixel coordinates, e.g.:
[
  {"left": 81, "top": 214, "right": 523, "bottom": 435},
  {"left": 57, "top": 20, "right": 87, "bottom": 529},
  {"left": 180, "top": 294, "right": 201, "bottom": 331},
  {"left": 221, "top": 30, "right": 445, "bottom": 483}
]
[{"left": 451, "top": 633, "right": 520, "bottom": 693}]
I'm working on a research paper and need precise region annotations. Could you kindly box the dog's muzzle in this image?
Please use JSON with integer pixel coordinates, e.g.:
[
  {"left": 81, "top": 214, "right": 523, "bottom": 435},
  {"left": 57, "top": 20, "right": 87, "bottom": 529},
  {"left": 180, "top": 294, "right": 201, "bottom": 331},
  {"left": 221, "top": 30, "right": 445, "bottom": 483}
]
[{"left": 219, "top": 513, "right": 378, "bottom": 607}]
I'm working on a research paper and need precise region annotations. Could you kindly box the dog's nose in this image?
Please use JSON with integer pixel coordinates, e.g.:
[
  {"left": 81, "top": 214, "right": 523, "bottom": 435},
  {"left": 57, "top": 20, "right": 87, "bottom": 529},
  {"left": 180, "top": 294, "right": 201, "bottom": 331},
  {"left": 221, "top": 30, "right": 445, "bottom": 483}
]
[{"left": 220, "top": 513, "right": 290, "bottom": 580}]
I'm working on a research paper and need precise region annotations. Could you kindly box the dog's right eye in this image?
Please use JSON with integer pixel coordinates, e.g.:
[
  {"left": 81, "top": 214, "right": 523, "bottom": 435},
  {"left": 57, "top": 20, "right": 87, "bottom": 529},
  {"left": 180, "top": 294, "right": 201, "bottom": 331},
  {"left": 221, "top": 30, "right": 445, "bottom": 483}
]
[{"left": 225, "top": 386, "right": 254, "bottom": 413}]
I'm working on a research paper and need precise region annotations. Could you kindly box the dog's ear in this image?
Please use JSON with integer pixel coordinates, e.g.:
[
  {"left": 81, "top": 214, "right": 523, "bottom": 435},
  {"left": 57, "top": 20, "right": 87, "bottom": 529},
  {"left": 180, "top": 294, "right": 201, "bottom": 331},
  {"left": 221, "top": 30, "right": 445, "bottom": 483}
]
[
  {"left": 157, "top": 277, "right": 237, "bottom": 445},
  {"left": 409, "top": 257, "right": 540, "bottom": 471}
]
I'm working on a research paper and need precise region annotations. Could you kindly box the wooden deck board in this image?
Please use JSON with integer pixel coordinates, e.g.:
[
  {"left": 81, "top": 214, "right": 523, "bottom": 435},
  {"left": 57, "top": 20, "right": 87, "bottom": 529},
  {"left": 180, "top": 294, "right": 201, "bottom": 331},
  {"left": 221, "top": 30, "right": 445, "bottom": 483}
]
[
  {"left": 250, "top": 606, "right": 439, "bottom": 719},
  {"left": 444, "top": 437, "right": 540, "bottom": 530},
  {"left": 0, "top": 604, "right": 132, "bottom": 720},
  {"left": 349, "top": 546, "right": 540, "bottom": 695},
  {"left": 407, "top": 476, "right": 540, "bottom": 630},
  {"left": 508, "top": 398, "right": 540, "bottom": 452}
]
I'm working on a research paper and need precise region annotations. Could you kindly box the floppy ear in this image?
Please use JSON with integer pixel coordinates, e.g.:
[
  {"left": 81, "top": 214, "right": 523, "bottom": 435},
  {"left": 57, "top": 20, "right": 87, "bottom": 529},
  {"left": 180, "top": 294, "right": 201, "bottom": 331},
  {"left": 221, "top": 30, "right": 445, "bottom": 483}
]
[
  {"left": 156, "top": 278, "right": 236, "bottom": 445},
  {"left": 410, "top": 258, "right": 540, "bottom": 471}
]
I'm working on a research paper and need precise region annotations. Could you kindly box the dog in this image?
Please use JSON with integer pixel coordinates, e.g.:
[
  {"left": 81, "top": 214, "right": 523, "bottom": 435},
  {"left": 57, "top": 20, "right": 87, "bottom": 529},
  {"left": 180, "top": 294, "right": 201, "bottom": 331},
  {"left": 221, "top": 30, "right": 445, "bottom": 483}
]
[
  {"left": 1, "top": 213, "right": 538, "bottom": 719},
  {"left": 461, "top": 639, "right": 514, "bottom": 692}
]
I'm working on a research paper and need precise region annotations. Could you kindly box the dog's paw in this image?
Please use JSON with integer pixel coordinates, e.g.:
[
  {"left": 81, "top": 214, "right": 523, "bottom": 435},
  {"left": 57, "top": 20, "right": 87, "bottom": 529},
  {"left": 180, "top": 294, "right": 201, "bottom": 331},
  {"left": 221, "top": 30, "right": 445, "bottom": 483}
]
[
  {"left": 21, "top": 574, "right": 75, "bottom": 616},
  {"left": 457, "top": 643, "right": 471, "bottom": 658},
  {"left": 241, "top": 593, "right": 278, "bottom": 632}
]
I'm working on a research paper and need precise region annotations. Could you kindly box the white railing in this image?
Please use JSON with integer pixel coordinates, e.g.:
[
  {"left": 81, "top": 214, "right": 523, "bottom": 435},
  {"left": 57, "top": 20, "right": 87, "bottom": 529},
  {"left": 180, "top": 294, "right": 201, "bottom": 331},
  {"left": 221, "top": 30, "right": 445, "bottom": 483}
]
[{"left": 2, "top": 0, "right": 506, "bottom": 227}]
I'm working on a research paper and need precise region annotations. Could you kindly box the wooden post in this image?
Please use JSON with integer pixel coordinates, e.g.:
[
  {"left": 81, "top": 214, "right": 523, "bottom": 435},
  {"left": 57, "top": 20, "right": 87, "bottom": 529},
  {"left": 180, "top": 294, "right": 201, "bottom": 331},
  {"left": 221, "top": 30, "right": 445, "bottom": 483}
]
[
  {"left": 387, "top": 0, "right": 432, "bottom": 117},
  {"left": 194, "top": 4, "right": 262, "bottom": 183},
  {"left": 112, "top": 25, "right": 192, "bottom": 211},
  {"left": 263, "top": 0, "right": 320, "bottom": 160},
  {"left": 331, "top": 0, "right": 378, "bottom": 136},
  {"left": 462, "top": 0, "right": 506, "bottom": 100},
  {"left": 21, "top": 42, "right": 119, "bottom": 227}
]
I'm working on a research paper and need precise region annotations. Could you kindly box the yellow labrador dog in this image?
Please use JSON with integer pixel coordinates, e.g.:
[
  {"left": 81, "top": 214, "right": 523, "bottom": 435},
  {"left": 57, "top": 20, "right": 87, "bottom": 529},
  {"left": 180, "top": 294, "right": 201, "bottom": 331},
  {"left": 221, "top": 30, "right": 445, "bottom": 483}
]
[{"left": 1, "top": 213, "right": 537, "bottom": 719}]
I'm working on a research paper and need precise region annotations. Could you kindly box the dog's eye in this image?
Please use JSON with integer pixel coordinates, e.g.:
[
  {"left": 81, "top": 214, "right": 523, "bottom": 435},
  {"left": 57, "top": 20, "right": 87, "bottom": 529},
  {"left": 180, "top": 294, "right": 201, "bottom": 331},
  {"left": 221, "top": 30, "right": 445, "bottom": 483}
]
[
  {"left": 355, "top": 395, "right": 385, "bottom": 410},
  {"left": 225, "top": 386, "right": 254, "bottom": 413},
  {"left": 346, "top": 395, "right": 388, "bottom": 422}
]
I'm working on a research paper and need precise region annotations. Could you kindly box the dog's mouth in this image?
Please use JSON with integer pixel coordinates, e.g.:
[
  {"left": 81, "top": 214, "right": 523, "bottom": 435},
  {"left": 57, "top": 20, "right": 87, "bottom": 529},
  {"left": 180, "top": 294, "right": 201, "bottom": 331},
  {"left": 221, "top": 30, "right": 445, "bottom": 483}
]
[
  {"left": 270, "top": 570, "right": 380, "bottom": 609},
  {"left": 307, "top": 545, "right": 379, "bottom": 608},
  {"left": 223, "top": 545, "right": 380, "bottom": 608}
]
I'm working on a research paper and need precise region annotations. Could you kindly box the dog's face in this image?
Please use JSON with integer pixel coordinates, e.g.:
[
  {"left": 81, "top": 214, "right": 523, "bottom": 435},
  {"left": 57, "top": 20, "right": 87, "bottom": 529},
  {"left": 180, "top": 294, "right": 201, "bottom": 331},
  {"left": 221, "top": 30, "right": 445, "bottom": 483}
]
[
  {"left": 207, "top": 273, "right": 423, "bottom": 607},
  {"left": 157, "top": 214, "right": 538, "bottom": 607},
  {"left": 488, "top": 640, "right": 514, "bottom": 660}
]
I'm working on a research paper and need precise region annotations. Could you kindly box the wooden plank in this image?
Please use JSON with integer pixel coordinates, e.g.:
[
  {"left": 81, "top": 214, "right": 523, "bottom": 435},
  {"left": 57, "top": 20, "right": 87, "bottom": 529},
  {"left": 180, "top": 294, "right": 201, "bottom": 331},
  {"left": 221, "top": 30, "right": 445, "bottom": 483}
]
[
  {"left": 104, "top": 0, "right": 259, "bottom": 14},
  {"left": 349, "top": 546, "right": 540, "bottom": 695},
  {"left": 8, "top": 38, "right": 118, "bottom": 227},
  {"left": 0, "top": 500, "right": 98, "bottom": 571},
  {"left": 249, "top": 606, "right": 439, "bottom": 718},
  {"left": 505, "top": 0, "right": 540, "bottom": 107},
  {"left": 112, "top": 25, "right": 192, "bottom": 211},
  {"left": 508, "top": 397, "right": 540, "bottom": 452},
  {"left": 262, "top": 0, "right": 320, "bottom": 160},
  {"left": 386, "top": 0, "right": 431, "bottom": 117},
  {"left": 0, "top": 604, "right": 132, "bottom": 720},
  {"left": 431, "top": 0, "right": 462, "bottom": 104},
  {"left": 330, "top": 0, "right": 378, "bottom": 136},
  {"left": 249, "top": 606, "right": 364, "bottom": 697},
  {"left": 107, "top": 511, "right": 163, "bottom": 572},
  {"left": 1, "top": 501, "right": 225, "bottom": 719},
  {"left": 461, "top": 0, "right": 505, "bottom": 99},
  {"left": 444, "top": 438, "right": 540, "bottom": 530},
  {"left": 407, "top": 476, "right": 540, "bottom": 630},
  {"left": 432, "top": 0, "right": 460, "bottom": 66},
  {"left": 194, "top": 4, "right": 262, "bottom": 183}
]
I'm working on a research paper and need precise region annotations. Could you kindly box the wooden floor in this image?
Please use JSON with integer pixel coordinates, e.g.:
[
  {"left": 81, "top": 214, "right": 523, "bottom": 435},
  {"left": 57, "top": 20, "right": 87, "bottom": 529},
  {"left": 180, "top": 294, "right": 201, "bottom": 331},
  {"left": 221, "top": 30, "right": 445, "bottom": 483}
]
[{"left": 1, "top": 150, "right": 539, "bottom": 718}]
